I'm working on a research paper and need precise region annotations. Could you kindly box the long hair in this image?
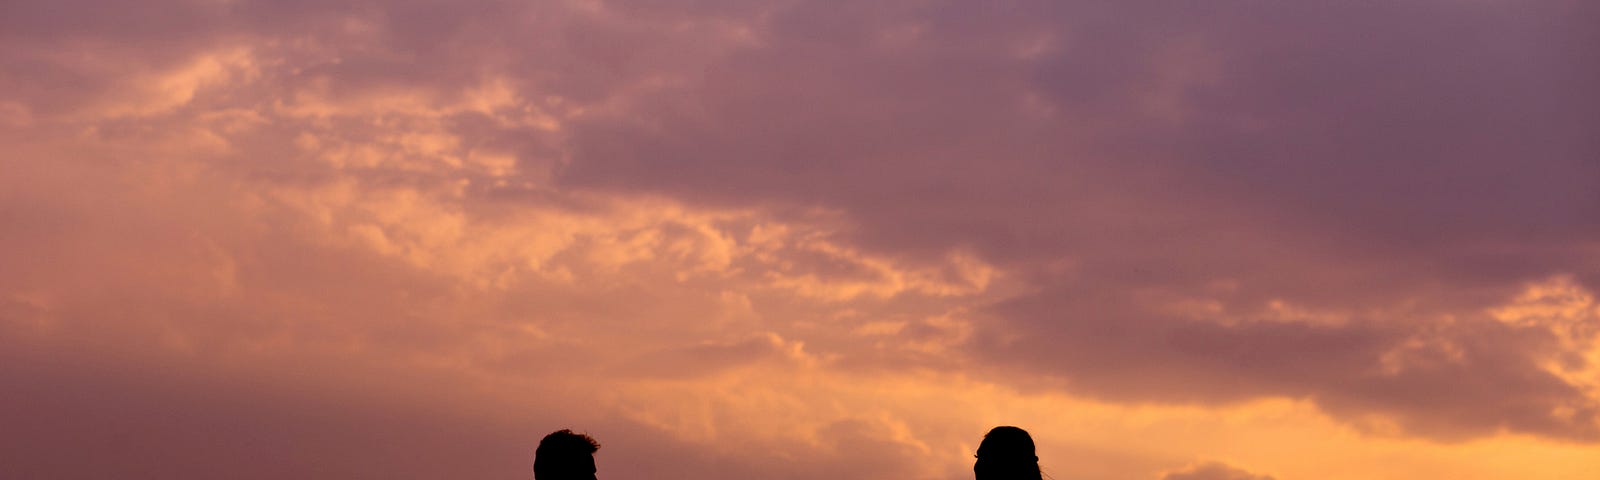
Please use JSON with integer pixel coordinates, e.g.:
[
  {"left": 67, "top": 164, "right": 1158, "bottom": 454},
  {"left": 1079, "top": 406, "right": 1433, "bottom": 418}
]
[{"left": 974, "top": 426, "right": 1042, "bottom": 480}]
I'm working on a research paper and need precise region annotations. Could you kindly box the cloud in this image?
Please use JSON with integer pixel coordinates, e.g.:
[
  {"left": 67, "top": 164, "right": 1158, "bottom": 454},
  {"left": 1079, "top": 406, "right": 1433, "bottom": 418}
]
[
  {"left": 551, "top": 0, "right": 1600, "bottom": 441},
  {"left": 1162, "top": 462, "right": 1275, "bottom": 480},
  {"left": 2, "top": 0, "right": 1598, "bottom": 479},
  {"left": 0, "top": 341, "right": 538, "bottom": 480},
  {"left": 612, "top": 332, "right": 811, "bottom": 379},
  {"left": 974, "top": 276, "right": 1600, "bottom": 441}
]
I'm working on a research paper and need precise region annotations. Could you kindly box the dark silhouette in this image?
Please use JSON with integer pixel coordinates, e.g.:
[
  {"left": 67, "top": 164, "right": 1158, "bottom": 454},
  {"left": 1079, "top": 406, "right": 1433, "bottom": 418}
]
[
  {"left": 974, "top": 426, "right": 1042, "bottom": 480},
  {"left": 534, "top": 429, "right": 600, "bottom": 480}
]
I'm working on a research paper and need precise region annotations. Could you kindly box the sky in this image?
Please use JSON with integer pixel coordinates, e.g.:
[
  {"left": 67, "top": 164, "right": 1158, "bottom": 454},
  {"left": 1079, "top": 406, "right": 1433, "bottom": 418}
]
[{"left": 0, "top": 1, "right": 1597, "bottom": 479}]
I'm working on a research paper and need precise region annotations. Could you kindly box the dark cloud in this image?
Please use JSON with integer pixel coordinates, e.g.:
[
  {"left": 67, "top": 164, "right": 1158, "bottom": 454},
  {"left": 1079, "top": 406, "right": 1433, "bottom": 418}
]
[
  {"left": 554, "top": 0, "right": 1599, "bottom": 325},
  {"left": 0, "top": 341, "right": 534, "bottom": 480},
  {"left": 552, "top": 0, "right": 1600, "bottom": 441},
  {"left": 977, "top": 285, "right": 1600, "bottom": 441},
  {"left": 560, "top": 0, "right": 1599, "bottom": 282}
]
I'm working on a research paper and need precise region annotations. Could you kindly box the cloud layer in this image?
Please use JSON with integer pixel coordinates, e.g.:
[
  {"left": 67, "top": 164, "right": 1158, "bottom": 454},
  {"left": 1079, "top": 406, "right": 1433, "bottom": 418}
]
[
  {"left": 2, "top": 0, "right": 1597, "bottom": 479},
  {"left": 1163, "top": 462, "right": 1275, "bottom": 480}
]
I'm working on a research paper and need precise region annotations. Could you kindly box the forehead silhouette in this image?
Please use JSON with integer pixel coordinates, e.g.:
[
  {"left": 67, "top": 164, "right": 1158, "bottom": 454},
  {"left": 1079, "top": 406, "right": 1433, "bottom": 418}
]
[{"left": 977, "top": 426, "right": 1036, "bottom": 459}]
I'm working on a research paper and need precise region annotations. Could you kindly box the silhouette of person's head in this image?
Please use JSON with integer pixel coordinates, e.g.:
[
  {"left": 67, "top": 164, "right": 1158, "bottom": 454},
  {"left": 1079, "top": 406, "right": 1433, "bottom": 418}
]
[
  {"left": 974, "top": 426, "right": 1041, "bottom": 480},
  {"left": 534, "top": 429, "right": 600, "bottom": 480}
]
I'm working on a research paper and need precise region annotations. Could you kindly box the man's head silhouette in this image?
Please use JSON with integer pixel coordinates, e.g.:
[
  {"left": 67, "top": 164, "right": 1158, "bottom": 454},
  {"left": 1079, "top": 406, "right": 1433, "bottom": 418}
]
[
  {"left": 974, "top": 426, "right": 1041, "bottom": 480},
  {"left": 534, "top": 429, "right": 599, "bottom": 480}
]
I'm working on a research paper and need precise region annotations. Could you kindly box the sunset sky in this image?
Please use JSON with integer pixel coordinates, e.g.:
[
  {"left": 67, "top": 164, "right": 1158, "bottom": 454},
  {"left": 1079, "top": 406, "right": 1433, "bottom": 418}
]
[{"left": 2, "top": 1, "right": 1597, "bottom": 479}]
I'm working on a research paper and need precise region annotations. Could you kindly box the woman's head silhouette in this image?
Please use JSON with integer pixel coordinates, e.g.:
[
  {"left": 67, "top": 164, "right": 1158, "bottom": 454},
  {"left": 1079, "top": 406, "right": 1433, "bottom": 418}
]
[{"left": 974, "top": 426, "right": 1041, "bottom": 480}]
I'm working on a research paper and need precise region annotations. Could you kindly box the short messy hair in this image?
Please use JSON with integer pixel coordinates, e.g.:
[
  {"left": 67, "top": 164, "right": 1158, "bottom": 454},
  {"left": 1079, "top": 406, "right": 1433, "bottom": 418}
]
[{"left": 534, "top": 429, "right": 600, "bottom": 479}]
